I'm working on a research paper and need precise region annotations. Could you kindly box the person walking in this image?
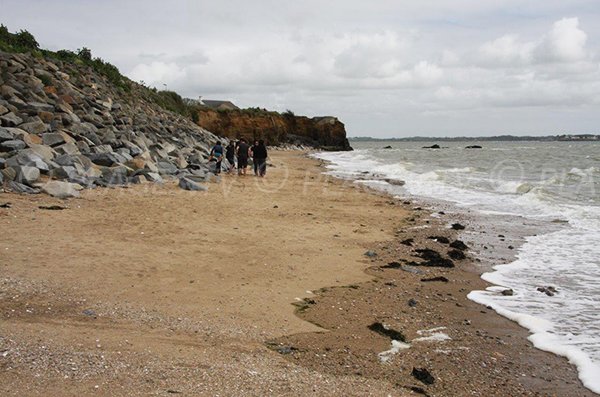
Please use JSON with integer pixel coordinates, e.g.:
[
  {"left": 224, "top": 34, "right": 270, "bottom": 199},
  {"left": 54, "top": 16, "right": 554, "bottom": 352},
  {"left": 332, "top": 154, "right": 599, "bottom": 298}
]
[
  {"left": 236, "top": 138, "right": 250, "bottom": 175},
  {"left": 225, "top": 141, "right": 236, "bottom": 173},
  {"left": 250, "top": 140, "right": 259, "bottom": 176},
  {"left": 253, "top": 140, "right": 268, "bottom": 177},
  {"left": 209, "top": 141, "right": 224, "bottom": 174}
]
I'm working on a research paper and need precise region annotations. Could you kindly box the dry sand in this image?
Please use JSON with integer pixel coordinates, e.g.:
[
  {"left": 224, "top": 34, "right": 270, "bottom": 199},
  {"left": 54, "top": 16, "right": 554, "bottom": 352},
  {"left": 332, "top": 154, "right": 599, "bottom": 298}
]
[{"left": 0, "top": 151, "right": 593, "bottom": 396}]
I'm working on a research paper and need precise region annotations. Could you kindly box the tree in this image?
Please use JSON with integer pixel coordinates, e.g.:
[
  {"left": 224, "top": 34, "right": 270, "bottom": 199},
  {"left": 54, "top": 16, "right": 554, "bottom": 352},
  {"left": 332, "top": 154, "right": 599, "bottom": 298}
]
[
  {"left": 77, "top": 47, "right": 92, "bottom": 61},
  {"left": 13, "top": 29, "right": 39, "bottom": 50}
]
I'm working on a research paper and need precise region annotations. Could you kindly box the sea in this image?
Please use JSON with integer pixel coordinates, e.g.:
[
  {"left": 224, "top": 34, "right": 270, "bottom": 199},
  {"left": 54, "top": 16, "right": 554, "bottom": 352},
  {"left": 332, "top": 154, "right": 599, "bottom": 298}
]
[{"left": 313, "top": 140, "right": 600, "bottom": 393}]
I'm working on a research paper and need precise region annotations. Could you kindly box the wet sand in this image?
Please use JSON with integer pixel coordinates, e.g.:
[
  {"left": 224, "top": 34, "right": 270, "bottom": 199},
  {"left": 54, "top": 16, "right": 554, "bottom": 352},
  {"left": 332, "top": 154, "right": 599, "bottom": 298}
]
[{"left": 0, "top": 151, "right": 593, "bottom": 396}]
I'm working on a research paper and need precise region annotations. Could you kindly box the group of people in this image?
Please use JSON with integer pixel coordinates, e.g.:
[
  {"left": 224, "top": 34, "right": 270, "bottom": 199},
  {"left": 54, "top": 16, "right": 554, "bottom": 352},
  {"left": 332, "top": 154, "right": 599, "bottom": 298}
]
[{"left": 209, "top": 138, "right": 268, "bottom": 177}]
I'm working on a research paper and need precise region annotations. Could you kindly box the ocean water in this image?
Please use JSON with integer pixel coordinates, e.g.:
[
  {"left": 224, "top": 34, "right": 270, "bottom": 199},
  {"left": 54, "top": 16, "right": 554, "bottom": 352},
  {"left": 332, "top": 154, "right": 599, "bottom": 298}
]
[{"left": 313, "top": 140, "right": 600, "bottom": 393}]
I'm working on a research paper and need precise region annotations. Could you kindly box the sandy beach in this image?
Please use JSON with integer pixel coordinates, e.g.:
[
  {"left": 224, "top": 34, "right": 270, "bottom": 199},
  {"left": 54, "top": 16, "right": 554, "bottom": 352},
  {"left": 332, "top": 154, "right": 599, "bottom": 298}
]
[{"left": 0, "top": 151, "right": 594, "bottom": 396}]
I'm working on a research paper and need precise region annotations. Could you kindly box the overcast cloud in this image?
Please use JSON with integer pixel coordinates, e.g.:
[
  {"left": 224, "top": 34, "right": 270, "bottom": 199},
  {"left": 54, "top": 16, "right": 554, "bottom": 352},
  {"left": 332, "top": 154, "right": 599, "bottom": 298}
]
[{"left": 2, "top": 0, "right": 599, "bottom": 137}]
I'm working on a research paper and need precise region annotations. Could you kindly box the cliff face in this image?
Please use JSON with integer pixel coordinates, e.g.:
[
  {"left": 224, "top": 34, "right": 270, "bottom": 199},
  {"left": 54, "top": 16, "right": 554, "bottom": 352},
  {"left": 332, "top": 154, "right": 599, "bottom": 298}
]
[{"left": 196, "top": 109, "right": 352, "bottom": 151}]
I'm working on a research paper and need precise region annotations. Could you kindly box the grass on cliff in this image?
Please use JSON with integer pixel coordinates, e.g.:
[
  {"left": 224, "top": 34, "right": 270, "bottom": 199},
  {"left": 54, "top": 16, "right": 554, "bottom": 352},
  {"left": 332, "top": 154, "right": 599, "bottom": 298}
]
[
  {"left": 1, "top": 24, "right": 131, "bottom": 92},
  {"left": 0, "top": 25, "right": 298, "bottom": 124}
]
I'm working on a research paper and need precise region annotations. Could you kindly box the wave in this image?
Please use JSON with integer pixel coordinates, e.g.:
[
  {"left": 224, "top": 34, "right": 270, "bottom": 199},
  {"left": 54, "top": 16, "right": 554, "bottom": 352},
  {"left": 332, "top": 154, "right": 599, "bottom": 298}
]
[{"left": 314, "top": 148, "right": 600, "bottom": 393}]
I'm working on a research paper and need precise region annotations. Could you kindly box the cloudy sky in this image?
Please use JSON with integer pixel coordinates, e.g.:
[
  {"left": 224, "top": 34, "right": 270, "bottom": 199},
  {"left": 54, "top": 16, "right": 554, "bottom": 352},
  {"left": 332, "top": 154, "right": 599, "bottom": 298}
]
[{"left": 2, "top": 0, "right": 600, "bottom": 137}]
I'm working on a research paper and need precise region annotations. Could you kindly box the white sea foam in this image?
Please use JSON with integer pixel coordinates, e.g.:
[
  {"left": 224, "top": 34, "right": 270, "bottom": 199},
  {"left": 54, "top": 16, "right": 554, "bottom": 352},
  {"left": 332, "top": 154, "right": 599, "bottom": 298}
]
[
  {"left": 314, "top": 143, "right": 600, "bottom": 393},
  {"left": 378, "top": 340, "right": 411, "bottom": 363}
]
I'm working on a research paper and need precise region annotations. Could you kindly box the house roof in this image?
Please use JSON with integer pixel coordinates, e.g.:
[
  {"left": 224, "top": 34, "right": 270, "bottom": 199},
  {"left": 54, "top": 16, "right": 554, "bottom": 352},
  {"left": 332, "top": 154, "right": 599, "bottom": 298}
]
[{"left": 201, "top": 100, "right": 239, "bottom": 110}]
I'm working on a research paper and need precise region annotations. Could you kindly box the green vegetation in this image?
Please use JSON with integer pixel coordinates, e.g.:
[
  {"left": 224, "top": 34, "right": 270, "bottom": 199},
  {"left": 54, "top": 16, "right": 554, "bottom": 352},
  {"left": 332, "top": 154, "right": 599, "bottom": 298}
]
[
  {"left": 0, "top": 24, "right": 39, "bottom": 52},
  {"left": 0, "top": 25, "right": 302, "bottom": 124},
  {"left": 1, "top": 25, "right": 129, "bottom": 92}
]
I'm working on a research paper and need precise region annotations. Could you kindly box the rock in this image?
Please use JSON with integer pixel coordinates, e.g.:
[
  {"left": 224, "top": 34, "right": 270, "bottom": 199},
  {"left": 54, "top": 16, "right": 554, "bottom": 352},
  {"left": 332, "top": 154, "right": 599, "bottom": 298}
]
[
  {"left": 41, "top": 132, "right": 66, "bottom": 147},
  {"left": 6, "top": 150, "right": 49, "bottom": 171},
  {"left": 408, "top": 298, "right": 418, "bottom": 307},
  {"left": 41, "top": 180, "right": 81, "bottom": 198},
  {"left": 428, "top": 236, "right": 450, "bottom": 244},
  {"left": 55, "top": 142, "right": 80, "bottom": 156},
  {"left": 0, "top": 112, "right": 23, "bottom": 127},
  {"left": 50, "top": 166, "right": 78, "bottom": 180},
  {"left": 501, "top": 289, "right": 514, "bottom": 296},
  {"left": 158, "top": 161, "right": 179, "bottom": 175},
  {"left": 423, "top": 144, "right": 441, "bottom": 149},
  {"left": 178, "top": 177, "right": 207, "bottom": 191},
  {"left": 537, "top": 286, "right": 558, "bottom": 296},
  {"left": 101, "top": 166, "right": 129, "bottom": 185},
  {"left": 0, "top": 127, "right": 14, "bottom": 142},
  {"left": 7, "top": 180, "right": 40, "bottom": 194},
  {"left": 449, "top": 240, "right": 468, "bottom": 250},
  {"left": 448, "top": 249, "right": 466, "bottom": 260},
  {"left": 465, "top": 145, "right": 483, "bottom": 149},
  {"left": 400, "top": 238, "right": 414, "bottom": 246},
  {"left": 143, "top": 172, "right": 163, "bottom": 183},
  {"left": 0, "top": 139, "right": 26, "bottom": 152},
  {"left": 88, "top": 152, "right": 125, "bottom": 167},
  {"left": 19, "top": 120, "right": 48, "bottom": 134},
  {"left": 383, "top": 145, "right": 392, "bottom": 149},
  {"left": 410, "top": 248, "right": 455, "bottom": 268},
  {"left": 364, "top": 250, "right": 377, "bottom": 257},
  {"left": 368, "top": 322, "right": 406, "bottom": 342},
  {"left": 1, "top": 167, "right": 17, "bottom": 181},
  {"left": 384, "top": 178, "right": 405, "bottom": 186},
  {"left": 451, "top": 223, "right": 465, "bottom": 230},
  {"left": 421, "top": 276, "right": 449, "bottom": 283},
  {"left": 412, "top": 367, "right": 435, "bottom": 385},
  {"left": 14, "top": 165, "right": 40, "bottom": 185}
]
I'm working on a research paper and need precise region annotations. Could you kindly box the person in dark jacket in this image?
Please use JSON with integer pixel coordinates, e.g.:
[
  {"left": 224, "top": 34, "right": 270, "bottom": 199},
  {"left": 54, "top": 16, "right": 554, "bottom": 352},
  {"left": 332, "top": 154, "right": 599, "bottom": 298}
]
[
  {"left": 236, "top": 139, "right": 250, "bottom": 175},
  {"left": 225, "top": 141, "right": 236, "bottom": 173},
  {"left": 253, "top": 140, "right": 268, "bottom": 177}
]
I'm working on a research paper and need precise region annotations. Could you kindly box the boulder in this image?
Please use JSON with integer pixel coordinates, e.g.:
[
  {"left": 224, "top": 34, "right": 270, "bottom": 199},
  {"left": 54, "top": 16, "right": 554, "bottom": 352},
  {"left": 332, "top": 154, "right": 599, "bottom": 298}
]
[
  {"left": 0, "top": 112, "right": 23, "bottom": 127},
  {"left": 423, "top": 144, "right": 441, "bottom": 149},
  {"left": 26, "top": 101, "right": 54, "bottom": 113},
  {"left": 15, "top": 166, "right": 40, "bottom": 185},
  {"left": 19, "top": 120, "right": 48, "bottom": 134},
  {"left": 41, "top": 132, "right": 66, "bottom": 147},
  {"left": 50, "top": 166, "right": 78, "bottom": 180},
  {"left": 178, "top": 177, "right": 207, "bottom": 191},
  {"left": 465, "top": 145, "right": 483, "bottom": 149},
  {"left": 88, "top": 152, "right": 125, "bottom": 167},
  {"left": 157, "top": 161, "right": 178, "bottom": 175},
  {"left": 5, "top": 150, "right": 49, "bottom": 171},
  {"left": 7, "top": 180, "right": 40, "bottom": 194},
  {"left": 40, "top": 180, "right": 81, "bottom": 198},
  {"left": 55, "top": 142, "right": 80, "bottom": 156},
  {"left": 28, "top": 143, "right": 56, "bottom": 162},
  {"left": 0, "top": 127, "right": 14, "bottom": 142},
  {"left": 0, "top": 139, "right": 26, "bottom": 152},
  {"left": 100, "top": 165, "right": 129, "bottom": 185},
  {"left": 1, "top": 167, "right": 17, "bottom": 182}
]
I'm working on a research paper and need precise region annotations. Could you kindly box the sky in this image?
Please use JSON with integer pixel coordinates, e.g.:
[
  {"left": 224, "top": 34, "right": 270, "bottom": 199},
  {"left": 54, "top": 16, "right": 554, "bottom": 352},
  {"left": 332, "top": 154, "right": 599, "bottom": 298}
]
[{"left": 2, "top": 0, "right": 600, "bottom": 137}]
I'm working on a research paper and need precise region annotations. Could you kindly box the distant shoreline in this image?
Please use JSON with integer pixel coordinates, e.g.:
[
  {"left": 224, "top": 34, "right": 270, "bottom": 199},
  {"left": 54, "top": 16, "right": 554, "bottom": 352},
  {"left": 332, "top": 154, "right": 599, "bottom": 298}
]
[{"left": 350, "top": 134, "right": 600, "bottom": 142}]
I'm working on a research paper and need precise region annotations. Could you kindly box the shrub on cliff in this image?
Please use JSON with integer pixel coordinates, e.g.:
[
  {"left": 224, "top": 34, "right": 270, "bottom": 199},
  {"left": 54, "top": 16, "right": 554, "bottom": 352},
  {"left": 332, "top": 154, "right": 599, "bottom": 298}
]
[{"left": 0, "top": 25, "right": 39, "bottom": 52}]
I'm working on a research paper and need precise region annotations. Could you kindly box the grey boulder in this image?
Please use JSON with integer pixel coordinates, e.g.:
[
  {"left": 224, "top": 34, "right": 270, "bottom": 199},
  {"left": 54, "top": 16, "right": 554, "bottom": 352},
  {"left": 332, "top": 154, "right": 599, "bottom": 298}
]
[
  {"left": 15, "top": 165, "right": 40, "bottom": 185},
  {"left": 40, "top": 180, "right": 81, "bottom": 198},
  {"left": 179, "top": 177, "right": 207, "bottom": 191}
]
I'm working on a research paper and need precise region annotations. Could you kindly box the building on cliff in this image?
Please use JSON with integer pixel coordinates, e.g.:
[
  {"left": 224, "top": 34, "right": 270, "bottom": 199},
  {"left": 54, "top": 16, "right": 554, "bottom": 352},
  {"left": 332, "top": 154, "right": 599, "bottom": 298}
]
[{"left": 199, "top": 99, "right": 240, "bottom": 111}]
